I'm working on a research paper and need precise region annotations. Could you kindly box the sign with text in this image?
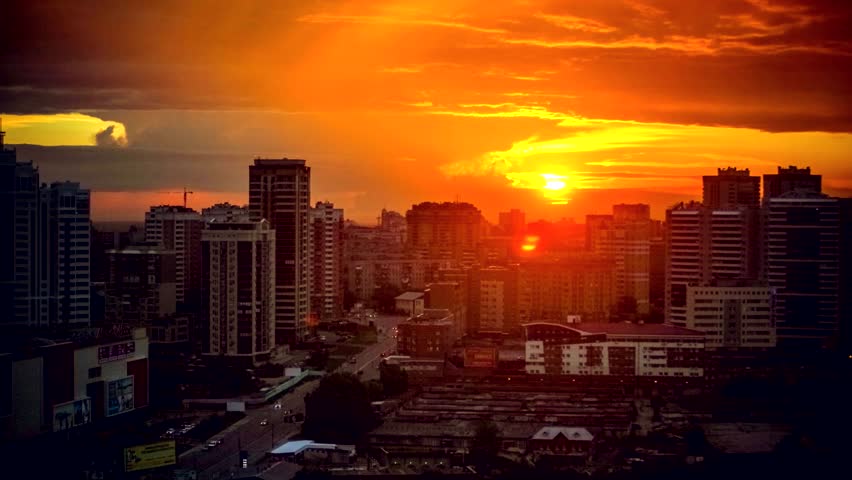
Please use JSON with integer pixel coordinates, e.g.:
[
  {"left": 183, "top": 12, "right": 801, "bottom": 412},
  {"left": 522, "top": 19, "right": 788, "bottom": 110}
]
[
  {"left": 106, "top": 376, "right": 134, "bottom": 416},
  {"left": 124, "top": 440, "right": 176, "bottom": 472},
  {"left": 464, "top": 347, "right": 497, "bottom": 368},
  {"left": 98, "top": 341, "right": 136, "bottom": 364}
]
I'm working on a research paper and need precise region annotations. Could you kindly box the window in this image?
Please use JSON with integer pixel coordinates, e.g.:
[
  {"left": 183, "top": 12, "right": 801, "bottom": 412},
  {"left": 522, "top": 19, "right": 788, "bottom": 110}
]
[{"left": 88, "top": 366, "right": 101, "bottom": 379}]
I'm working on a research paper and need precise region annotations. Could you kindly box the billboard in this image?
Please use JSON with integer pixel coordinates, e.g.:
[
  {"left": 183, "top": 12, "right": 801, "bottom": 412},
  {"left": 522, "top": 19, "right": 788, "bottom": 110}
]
[
  {"left": 53, "top": 398, "right": 92, "bottom": 432},
  {"left": 98, "top": 341, "right": 136, "bottom": 364},
  {"left": 106, "top": 376, "right": 134, "bottom": 416},
  {"left": 464, "top": 347, "right": 497, "bottom": 368},
  {"left": 124, "top": 440, "right": 176, "bottom": 472}
]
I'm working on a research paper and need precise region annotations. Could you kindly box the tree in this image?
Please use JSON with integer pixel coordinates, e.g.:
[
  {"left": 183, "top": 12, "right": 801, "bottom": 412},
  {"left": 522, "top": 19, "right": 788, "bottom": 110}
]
[
  {"left": 379, "top": 363, "right": 409, "bottom": 397},
  {"left": 470, "top": 420, "right": 500, "bottom": 469},
  {"left": 303, "top": 373, "right": 377, "bottom": 443}
]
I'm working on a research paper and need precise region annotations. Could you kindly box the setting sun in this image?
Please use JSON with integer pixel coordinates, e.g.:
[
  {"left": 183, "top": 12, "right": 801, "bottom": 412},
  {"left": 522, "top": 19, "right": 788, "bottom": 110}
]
[{"left": 542, "top": 174, "right": 567, "bottom": 191}]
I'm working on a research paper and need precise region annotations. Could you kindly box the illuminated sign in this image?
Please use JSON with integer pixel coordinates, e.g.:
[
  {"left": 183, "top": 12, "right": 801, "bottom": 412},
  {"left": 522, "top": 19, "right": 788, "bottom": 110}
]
[
  {"left": 106, "top": 376, "right": 134, "bottom": 416},
  {"left": 465, "top": 347, "right": 497, "bottom": 368},
  {"left": 98, "top": 341, "right": 136, "bottom": 364},
  {"left": 53, "top": 398, "right": 92, "bottom": 432},
  {"left": 124, "top": 441, "right": 176, "bottom": 472}
]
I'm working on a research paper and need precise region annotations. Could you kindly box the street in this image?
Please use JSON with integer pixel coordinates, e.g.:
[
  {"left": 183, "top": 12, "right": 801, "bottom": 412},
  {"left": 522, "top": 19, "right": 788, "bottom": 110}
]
[{"left": 179, "top": 316, "right": 403, "bottom": 480}]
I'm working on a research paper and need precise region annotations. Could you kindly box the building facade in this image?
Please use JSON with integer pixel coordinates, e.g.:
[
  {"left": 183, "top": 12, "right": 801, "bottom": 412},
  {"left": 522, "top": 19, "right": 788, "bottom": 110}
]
[
  {"left": 519, "top": 256, "right": 615, "bottom": 325},
  {"left": 586, "top": 204, "right": 651, "bottom": 314},
  {"left": 201, "top": 202, "right": 250, "bottom": 223},
  {"left": 396, "top": 309, "right": 455, "bottom": 358},
  {"left": 763, "top": 166, "right": 821, "bottom": 200},
  {"left": 310, "top": 202, "right": 344, "bottom": 322},
  {"left": 702, "top": 167, "right": 760, "bottom": 209},
  {"left": 249, "top": 159, "right": 311, "bottom": 344},
  {"left": 406, "top": 202, "right": 484, "bottom": 261},
  {"left": 524, "top": 322, "right": 704, "bottom": 378},
  {"left": 202, "top": 220, "right": 276, "bottom": 364},
  {"left": 685, "top": 283, "right": 775, "bottom": 348},
  {"left": 144, "top": 205, "right": 203, "bottom": 310},
  {"left": 105, "top": 246, "right": 176, "bottom": 326},
  {"left": 764, "top": 191, "right": 840, "bottom": 347}
]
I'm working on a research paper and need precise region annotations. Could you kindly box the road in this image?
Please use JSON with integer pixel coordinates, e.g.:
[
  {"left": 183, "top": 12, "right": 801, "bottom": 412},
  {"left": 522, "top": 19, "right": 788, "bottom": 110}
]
[{"left": 180, "top": 316, "right": 404, "bottom": 480}]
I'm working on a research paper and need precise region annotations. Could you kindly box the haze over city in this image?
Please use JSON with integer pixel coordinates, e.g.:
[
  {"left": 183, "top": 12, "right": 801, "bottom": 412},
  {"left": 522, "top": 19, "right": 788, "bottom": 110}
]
[{"left": 3, "top": 0, "right": 852, "bottom": 222}]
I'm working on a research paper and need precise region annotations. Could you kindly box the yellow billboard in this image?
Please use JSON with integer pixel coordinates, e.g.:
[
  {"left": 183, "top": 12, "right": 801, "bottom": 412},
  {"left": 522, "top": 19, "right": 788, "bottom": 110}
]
[{"left": 124, "top": 440, "right": 176, "bottom": 472}]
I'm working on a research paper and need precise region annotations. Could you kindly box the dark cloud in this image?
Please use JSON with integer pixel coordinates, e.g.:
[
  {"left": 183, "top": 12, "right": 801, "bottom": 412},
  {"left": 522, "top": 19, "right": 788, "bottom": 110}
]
[{"left": 94, "top": 125, "right": 123, "bottom": 147}]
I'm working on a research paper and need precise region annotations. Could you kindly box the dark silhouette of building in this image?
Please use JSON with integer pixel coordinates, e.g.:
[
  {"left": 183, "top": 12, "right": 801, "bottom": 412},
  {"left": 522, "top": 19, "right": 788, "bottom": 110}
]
[
  {"left": 105, "top": 246, "right": 176, "bottom": 326},
  {"left": 144, "top": 206, "right": 202, "bottom": 311},
  {"left": 406, "top": 202, "right": 484, "bottom": 262},
  {"left": 702, "top": 167, "right": 760, "bottom": 208},
  {"left": 310, "top": 202, "right": 344, "bottom": 323},
  {"left": 763, "top": 166, "right": 822, "bottom": 200},
  {"left": 249, "top": 159, "right": 311, "bottom": 344}
]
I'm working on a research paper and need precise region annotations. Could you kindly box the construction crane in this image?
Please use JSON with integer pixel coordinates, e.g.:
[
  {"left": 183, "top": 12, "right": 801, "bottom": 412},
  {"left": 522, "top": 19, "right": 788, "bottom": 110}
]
[{"left": 157, "top": 187, "right": 195, "bottom": 208}]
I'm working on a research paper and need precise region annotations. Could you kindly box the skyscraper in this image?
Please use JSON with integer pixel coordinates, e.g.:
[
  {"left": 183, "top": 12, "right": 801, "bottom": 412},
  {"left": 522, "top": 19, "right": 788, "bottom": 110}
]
[
  {"left": 310, "top": 201, "right": 344, "bottom": 323},
  {"left": 1, "top": 143, "right": 43, "bottom": 326},
  {"left": 144, "top": 205, "right": 203, "bottom": 310},
  {"left": 202, "top": 220, "right": 276, "bottom": 364},
  {"left": 42, "top": 182, "right": 91, "bottom": 326},
  {"left": 764, "top": 191, "right": 839, "bottom": 347},
  {"left": 763, "top": 166, "right": 822, "bottom": 200},
  {"left": 406, "top": 202, "right": 484, "bottom": 262},
  {"left": 702, "top": 167, "right": 760, "bottom": 209},
  {"left": 586, "top": 204, "right": 651, "bottom": 315},
  {"left": 665, "top": 202, "right": 759, "bottom": 326},
  {"left": 249, "top": 159, "right": 311, "bottom": 344},
  {"left": 105, "top": 246, "right": 176, "bottom": 325}
]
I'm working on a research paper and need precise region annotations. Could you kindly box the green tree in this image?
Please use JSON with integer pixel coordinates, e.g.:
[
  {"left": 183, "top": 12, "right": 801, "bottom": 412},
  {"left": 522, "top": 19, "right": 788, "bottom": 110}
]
[
  {"left": 379, "top": 363, "right": 409, "bottom": 397},
  {"left": 470, "top": 420, "right": 500, "bottom": 470},
  {"left": 303, "top": 373, "right": 376, "bottom": 443}
]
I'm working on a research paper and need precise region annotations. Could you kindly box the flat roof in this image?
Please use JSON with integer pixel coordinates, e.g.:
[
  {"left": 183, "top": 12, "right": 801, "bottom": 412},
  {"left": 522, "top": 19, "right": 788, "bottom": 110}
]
[
  {"left": 524, "top": 322, "right": 703, "bottom": 337},
  {"left": 395, "top": 292, "right": 425, "bottom": 301}
]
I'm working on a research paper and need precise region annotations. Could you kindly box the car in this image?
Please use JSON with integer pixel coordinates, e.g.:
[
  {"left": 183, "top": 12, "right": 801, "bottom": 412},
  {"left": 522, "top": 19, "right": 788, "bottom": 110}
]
[
  {"left": 274, "top": 403, "right": 282, "bottom": 410},
  {"left": 260, "top": 419, "right": 269, "bottom": 426}
]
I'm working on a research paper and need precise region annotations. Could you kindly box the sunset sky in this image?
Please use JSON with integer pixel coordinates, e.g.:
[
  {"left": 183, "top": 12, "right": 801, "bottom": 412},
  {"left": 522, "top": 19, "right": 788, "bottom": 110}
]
[{"left": 1, "top": 0, "right": 851, "bottom": 223}]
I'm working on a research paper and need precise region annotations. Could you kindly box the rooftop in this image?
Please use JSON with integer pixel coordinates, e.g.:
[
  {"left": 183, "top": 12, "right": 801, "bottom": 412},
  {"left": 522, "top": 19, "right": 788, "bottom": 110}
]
[
  {"left": 532, "top": 426, "right": 594, "bottom": 442},
  {"left": 395, "top": 292, "right": 425, "bottom": 301},
  {"left": 524, "top": 322, "right": 704, "bottom": 338}
]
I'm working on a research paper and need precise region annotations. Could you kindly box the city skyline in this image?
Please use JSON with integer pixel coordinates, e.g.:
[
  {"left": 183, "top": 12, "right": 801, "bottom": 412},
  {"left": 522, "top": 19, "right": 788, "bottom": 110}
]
[{"left": 2, "top": 0, "right": 851, "bottom": 223}]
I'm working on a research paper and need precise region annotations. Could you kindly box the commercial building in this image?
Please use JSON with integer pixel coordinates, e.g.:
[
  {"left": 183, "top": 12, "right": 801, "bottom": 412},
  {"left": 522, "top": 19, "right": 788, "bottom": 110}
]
[
  {"left": 702, "top": 167, "right": 760, "bottom": 209},
  {"left": 524, "top": 322, "right": 704, "bottom": 378},
  {"left": 665, "top": 202, "right": 760, "bottom": 326},
  {"left": 684, "top": 283, "right": 775, "bottom": 348},
  {"left": 105, "top": 246, "right": 176, "bottom": 326},
  {"left": 201, "top": 220, "right": 276, "bottom": 364},
  {"left": 1, "top": 328, "right": 149, "bottom": 441},
  {"left": 144, "top": 205, "right": 203, "bottom": 310},
  {"left": 586, "top": 204, "right": 651, "bottom": 314},
  {"left": 397, "top": 309, "right": 455, "bottom": 358},
  {"left": 764, "top": 191, "right": 840, "bottom": 347},
  {"left": 310, "top": 201, "right": 344, "bottom": 322},
  {"left": 249, "top": 158, "right": 311, "bottom": 344},
  {"left": 763, "top": 166, "right": 821, "bottom": 200}
]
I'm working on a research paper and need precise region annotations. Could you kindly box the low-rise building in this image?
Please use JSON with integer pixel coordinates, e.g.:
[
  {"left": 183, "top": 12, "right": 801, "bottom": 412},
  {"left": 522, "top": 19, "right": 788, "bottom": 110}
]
[
  {"left": 524, "top": 322, "right": 704, "bottom": 378},
  {"left": 397, "top": 309, "right": 455, "bottom": 358},
  {"left": 395, "top": 291, "right": 425, "bottom": 316}
]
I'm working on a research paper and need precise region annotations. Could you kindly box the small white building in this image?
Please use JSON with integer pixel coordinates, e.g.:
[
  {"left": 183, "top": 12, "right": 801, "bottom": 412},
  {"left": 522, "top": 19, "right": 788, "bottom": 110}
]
[{"left": 395, "top": 292, "right": 425, "bottom": 316}]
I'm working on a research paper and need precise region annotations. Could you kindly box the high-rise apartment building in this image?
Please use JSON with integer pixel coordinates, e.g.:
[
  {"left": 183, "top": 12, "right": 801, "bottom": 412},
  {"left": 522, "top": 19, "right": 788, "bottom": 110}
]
[
  {"left": 586, "top": 204, "right": 651, "bottom": 314},
  {"left": 702, "top": 167, "right": 760, "bottom": 209},
  {"left": 1, "top": 144, "right": 43, "bottom": 326},
  {"left": 310, "top": 201, "right": 344, "bottom": 322},
  {"left": 202, "top": 220, "right": 276, "bottom": 364},
  {"left": 763, "top": 166, "right": 822, "bottom": 200},
  {"left": 685, "top": 283, "right": 775, "bottom": 348},
  {"left": 144, "top": 206, "right": 203, "bottom": 310},
  {"left": 249, "top": 158, "right": 311, "bottom": 344},
  {"left": 764, "top": 191, "right": 839, "bottom": 347},
  {"left": 406, "top": 202, "right": 484, "bottom": 262},
  {"left": 519, "top": 255, "right": 615, "bottom": 324},
  {"left": 665, "top": 202, "right": 760, "bottom": 326},
  {"left": 498, "top": 209, "right": 526, "bottom": 236},
  {"left": 201, "top": 203, "right": 250, "bottom": 223},
  {"left": 105, "top": 246, "right": 176, "bottom": 325},
  {"left": 472, "top": 266, "right": 520, "bottom": 333},
  {"left": 42, "top": 182, "right": 91, "bottom": 326}
]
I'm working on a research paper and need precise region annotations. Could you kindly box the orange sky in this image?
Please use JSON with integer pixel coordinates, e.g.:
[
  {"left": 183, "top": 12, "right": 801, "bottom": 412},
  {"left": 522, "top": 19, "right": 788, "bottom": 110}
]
[{"left": 2, "top": 0, "right": 851, "bottom": 222}]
